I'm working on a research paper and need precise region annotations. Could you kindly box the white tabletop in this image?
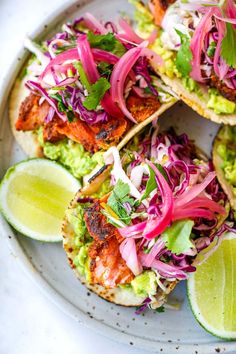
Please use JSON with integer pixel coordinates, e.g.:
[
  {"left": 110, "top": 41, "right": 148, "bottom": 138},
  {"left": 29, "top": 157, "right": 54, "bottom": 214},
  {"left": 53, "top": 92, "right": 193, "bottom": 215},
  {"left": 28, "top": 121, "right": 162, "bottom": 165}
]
[{"left": 0, "top": 1, "right": 145, "bottom": 353}]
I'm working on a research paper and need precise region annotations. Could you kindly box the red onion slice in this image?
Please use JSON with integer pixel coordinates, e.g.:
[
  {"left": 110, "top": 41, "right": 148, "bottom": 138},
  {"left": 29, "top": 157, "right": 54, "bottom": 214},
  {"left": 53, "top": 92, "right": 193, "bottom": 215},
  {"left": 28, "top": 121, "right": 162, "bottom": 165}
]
[
  {"left": 174, "top": 171, "right": 216, "bottom": 208},
  {"left": 83, "top": 12, "right": 107, "bottom": 34},
  {"left": 120, "top": 238, "right": 143, "bottom": 276},
  {"left": 142, "top": 160, "right": 173, "bottom": 240}
]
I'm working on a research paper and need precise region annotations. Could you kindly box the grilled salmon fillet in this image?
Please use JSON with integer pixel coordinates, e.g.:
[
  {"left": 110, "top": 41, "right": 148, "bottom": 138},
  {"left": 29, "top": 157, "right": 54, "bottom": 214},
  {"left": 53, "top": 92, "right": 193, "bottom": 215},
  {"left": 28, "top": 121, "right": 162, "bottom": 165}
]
[
  {"left": 16, "top": 92, "right": 159, "bottom": 152},
  {"left": 88, "top": 236, "right": 134, "bottom": 288},
  {"left": 84, "top": 202, "right": 119, "bottom": 241},
  {"left": 126, "top": 93, "right": 161, "bottom": 122},
  {"left": 84, "top": 202, "right": 134, "bottom": 288},
  {"left": 210, "top": 74, "right": 236, "bottom": 104},
  {"left": 150, "top": 0, "right": 176, "bottom": 26},
  {"left": 15, "top": 93, "right": 49, "bottom": 131}
]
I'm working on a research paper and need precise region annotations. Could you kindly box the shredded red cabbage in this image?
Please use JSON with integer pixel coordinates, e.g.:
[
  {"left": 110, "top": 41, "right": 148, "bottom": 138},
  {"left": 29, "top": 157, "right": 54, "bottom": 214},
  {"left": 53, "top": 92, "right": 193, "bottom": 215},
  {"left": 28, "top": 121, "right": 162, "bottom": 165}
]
[
  {"left": 26, "top": 80, "right": 66, "bottom": 121},
  {"left": 105, "top": 128, "right": 232, "bottom": 285},
  {"left": 135, "top": 297, "right": 152, "bottom": 315},
  {"left": 25, "top": 13, "right": 163, "bottom": 126}
]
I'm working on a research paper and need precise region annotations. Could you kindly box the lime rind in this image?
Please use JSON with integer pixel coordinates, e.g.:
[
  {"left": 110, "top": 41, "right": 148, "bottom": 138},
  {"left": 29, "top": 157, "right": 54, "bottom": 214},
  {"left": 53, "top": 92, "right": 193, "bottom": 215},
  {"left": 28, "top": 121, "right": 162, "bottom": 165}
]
[
  {"left": 187, "top": 277, "right": 236, "bottom": 340},
  {"left": 0, "top": 158, "right": 80, "bottom": 242},
  {"left": 187, "top": 233, "right": 236, "bottom": 340}
]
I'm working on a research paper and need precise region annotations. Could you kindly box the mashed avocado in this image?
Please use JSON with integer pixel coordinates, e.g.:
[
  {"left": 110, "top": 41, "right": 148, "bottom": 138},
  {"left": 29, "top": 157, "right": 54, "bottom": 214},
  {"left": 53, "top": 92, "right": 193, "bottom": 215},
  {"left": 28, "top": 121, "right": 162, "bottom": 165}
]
[
  {"left": 92, "top": 178, "right": 112, "bottom": 199},
  {"left": 38, "top": 128, "right": 104, "bottom": 181},
  {"left": 208, "top": 89, "right": 236, "bottom": 115},
  {"left": 66, "top": 204, "right": 93, "bottom": 280},
  {"left": 217, "top": 126, "right": 236, "bottom": 197},
  {"left": 129, "top": 0, "right": 156, "bottom": 38},
  {"left": 131, "top": 271, "right": 157, "bottom": 297},
  {"left": 151, "top": 38, "right": 180, "bottom": 79},
  {"left": 119, "top": 271, "right": 158, "bottom": 297},
  {"left": 66, "top": 204, "right": 92, "bottom": 247},
  {"left": 182, "top": 77, "right": 200, "bottom": 94},
  {"left": 73, "top": 244, "right": 91, "bottom": 282}
]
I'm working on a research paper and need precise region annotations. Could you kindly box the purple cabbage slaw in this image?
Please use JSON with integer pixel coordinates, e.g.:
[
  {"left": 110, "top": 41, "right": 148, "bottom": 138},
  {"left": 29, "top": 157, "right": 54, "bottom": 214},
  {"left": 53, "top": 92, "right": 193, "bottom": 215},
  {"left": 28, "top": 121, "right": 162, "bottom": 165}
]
[
  {"left": 24, "top": 13, "right": 167, "bottom": 126},
  {"left": 103, "top": 127, "right": 236, "bottom": 283}
]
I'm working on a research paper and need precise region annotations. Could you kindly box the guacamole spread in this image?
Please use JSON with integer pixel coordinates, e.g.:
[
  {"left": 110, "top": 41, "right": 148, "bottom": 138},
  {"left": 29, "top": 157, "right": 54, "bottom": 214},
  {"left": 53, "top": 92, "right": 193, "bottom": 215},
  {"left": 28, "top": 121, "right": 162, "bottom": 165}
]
[
  {"left": 208, "top": 89, "right": 236, "bottom": 115},
  {"left": 131, "top": 271, "right": 157, "bottom": 297},
  {"left": 38, "top": 128, "right": 104, "bottom": 181},
  {"left": 217, "top": 126, "right": 236, "bottom": 197},
  {"left": 66, "top": 204, "right": 93, "bottom": 281}
]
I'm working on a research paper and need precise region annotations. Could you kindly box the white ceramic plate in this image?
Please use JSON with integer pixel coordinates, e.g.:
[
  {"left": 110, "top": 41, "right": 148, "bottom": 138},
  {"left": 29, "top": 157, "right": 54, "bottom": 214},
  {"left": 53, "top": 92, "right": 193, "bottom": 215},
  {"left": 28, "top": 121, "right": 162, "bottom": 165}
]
[{"left": 0, "top": 1, "right": 236, "bottom": 353}]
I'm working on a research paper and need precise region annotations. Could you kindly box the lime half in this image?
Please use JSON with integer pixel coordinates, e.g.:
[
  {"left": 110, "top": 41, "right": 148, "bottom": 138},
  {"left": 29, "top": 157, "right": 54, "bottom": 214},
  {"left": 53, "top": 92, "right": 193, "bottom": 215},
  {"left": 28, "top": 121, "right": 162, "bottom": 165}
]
[
  {"left": 187, "top": 232, "right": 236, "bottom": 340},
  {"left": 0, "top": 159, "right": 80, "bottom": 242}
]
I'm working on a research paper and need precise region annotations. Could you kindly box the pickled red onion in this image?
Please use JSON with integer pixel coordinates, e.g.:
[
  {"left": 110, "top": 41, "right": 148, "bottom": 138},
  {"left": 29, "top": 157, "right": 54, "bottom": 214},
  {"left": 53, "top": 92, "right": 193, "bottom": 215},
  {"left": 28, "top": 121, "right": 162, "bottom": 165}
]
[
  {"left": 142, "top": 160, "right": 173, "bottom": 240},
  {"left": 174, "top": 171, "right": 216, "bottom": 208},
  {"left": 110, "top": 44, "right": 146, "bottom": 123},
  {"left": 172, "top": 208, "right": 216, "bottom": 221},
  {"left": 77, "top": 34, "right": 122, "bottom": 118},
  {"left": 120, "top": 238, "right": 143, "bottom": 276}
]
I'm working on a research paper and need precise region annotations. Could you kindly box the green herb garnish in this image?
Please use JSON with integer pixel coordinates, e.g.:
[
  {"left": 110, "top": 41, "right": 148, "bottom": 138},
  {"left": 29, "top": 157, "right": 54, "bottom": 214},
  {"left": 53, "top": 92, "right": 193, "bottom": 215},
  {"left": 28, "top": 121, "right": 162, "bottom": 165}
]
[
  {"left": 140, "top": 166, "right": 157, "bottom": 201},
  {"left": 221, "top": 23, "right": 236, "bottom": 68},
  {"left": 97, "top": 61, "right": 113, "bottom": 77},
  {"left": 155, "top": 306, "right": 165, "bottom": 313},
  {"left": 140, "top": 164, "right": 168, "bottom": 202},
  {"left": 175, "top": 30, "right": 192, "bottom": 77},
  {"left": 73, "top": 61, "right": 91, "bottom": 91},
  {"left": 87, "top": 31, "right": 126, "bottom": 57},
  {"left": 162, "top": 219, "right": 194, "bottom": 255},
  {"left": 83, "top": 77, "right": 110, "bottom": 110},
  {"left": 207, "top": 41, "right": 216, "bottom": 58},
  {"left": 49, "top": 93, "right": 74, "bottom": 122},
  {"left": 107, "top": 180, "right": 135, "bottom": 224}
]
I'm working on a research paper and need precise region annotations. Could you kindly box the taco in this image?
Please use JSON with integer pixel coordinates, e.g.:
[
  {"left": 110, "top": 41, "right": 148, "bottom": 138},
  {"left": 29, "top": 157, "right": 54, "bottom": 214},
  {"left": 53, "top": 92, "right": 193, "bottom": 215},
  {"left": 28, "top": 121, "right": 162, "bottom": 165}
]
[
  {"left": 213, "top": 125, "right": 236, "bottom": 212},
  {"left": 62, "top": 126, "right": 230, "bottom": 309},
  {"left": 9, "top": 13, "right": 177, "bottom": 185},
  {"left": 131, "top": 0, "right": 236, "bottom": 125}
]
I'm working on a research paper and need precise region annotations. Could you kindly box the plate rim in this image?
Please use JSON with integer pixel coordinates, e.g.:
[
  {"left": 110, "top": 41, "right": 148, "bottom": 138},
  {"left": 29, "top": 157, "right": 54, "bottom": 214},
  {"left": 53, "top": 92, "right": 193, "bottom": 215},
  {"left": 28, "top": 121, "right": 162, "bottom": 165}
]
[{"left": 0, "top": 1, "right": 235, "bottom": 352}]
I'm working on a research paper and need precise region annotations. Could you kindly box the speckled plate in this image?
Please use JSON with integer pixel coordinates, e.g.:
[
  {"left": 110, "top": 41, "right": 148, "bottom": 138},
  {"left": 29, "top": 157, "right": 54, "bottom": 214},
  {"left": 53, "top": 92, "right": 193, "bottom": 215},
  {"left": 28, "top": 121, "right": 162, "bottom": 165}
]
[{"left": 0, "top": 1, "right": 236, "bottom": 353}]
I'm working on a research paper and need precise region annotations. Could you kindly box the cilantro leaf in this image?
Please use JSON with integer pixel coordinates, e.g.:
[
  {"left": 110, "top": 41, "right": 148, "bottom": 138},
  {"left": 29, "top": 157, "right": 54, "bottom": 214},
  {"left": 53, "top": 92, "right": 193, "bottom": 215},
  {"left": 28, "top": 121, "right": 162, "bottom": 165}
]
[
  {"left": 50, "top": 93, "right": 66, "bottom": 108},
  {"left": 97, "top": 61, "right": 113, "bottom": 77},
  {"left": 162, "top": 220, "right": 194, "bottom": 255},
  {"left": 207, "top": 41, "right": 216, "bottom": 58},
  {"left": 155, "top": 305, "right": 165, "bottom": 313},
  {"left": 66, "top": 111, "right": 74, "bottom": 122},
  {"left": 141, "top": 166, "right": 157, "bottom": 201},
  {"left": 110, "top": 179, "right": 130, "bottom": 199},
  {"left": 87, "top": 31, "right": 126, "bottom": 57},
  {"left": 83, "top": 77, "right": 110, "bottom": 110},
  {"left": 221, "top": 23, "right": 236, "bottom": 68},
  {"left": 175, "top": 30, "right": 192, "bottom": 77},
  {"left": 141, "top": 164, "right": 168, "bottom": 202},
  {"left": 87, "top": 31, "right": 116, "bottom": 51},
  {"left": 49, "top": 93, "right": 74, "bottom": 122},
  {"left": 107, "top": 180, "right": 135, "bottom": 224},
  {"left": 144, "top": 87, "right": 152, "bottom": 94},
  {"left": 112, "top": 39, "right": 126, "bottom": 57}
]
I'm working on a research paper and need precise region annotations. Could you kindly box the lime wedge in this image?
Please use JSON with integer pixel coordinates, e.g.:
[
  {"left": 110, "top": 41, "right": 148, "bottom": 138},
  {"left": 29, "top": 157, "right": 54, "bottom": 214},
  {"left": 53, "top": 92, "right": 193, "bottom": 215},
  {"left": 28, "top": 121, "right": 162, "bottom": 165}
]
[
  {"left": 0, "top": 159, "right": 80, "bottom": 242},
  {"left": 187, "top": 232, "right": 236, "bottom": 340}
]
